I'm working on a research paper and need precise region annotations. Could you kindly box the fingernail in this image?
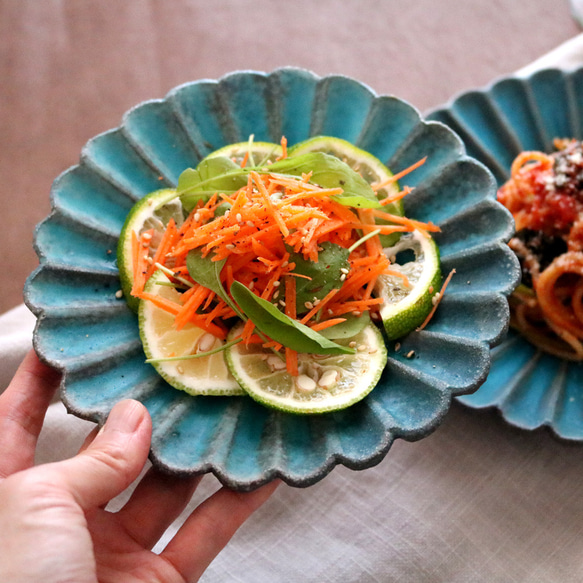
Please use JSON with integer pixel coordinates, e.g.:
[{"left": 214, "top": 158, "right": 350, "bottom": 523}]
[{"left": 103, "top": 400, "right": 145, "bottom": 434}]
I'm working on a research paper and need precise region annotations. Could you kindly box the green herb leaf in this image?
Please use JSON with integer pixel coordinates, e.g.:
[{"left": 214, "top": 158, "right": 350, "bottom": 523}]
[
  {"left": 177, "top": 157, "right": 248, "bottom": 212},
  {"left": 319, "top": 312, "right": 371, "bottom": 339},
  {"left": 288, "top": 242, "right": 350, "bottom": 313},
  {"left": 230, "top": 281, "right": 355, "bottom": 355},
  {"left": 267, "top": 152, "right": 382, "bottom": 208},
  {"left": 186, "top": 249, "right": 244, "bottom": 318}
]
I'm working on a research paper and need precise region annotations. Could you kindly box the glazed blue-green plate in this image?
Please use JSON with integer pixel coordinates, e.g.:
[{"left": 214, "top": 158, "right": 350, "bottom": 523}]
[
  {"left": 25, "top": 68, "right": 519, "bottom": 490},
  {"left": 428, "top": 66, "right": 583, "bottom": 441}
]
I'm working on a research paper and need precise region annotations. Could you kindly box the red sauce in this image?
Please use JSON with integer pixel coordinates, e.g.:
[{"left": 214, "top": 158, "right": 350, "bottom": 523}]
[{"left": 498, "top": 140, "right": 583, "bottom": 243}]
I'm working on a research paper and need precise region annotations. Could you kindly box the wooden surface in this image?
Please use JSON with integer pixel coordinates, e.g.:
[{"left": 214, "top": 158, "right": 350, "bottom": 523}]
[{"left": 0, "top": 0, "right": 578, "bottom": 315}]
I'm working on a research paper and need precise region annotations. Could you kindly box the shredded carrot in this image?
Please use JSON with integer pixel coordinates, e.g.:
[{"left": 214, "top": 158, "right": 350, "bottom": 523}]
[
  {"left": 131, "top": 229, "right": 154, "bottom": 297},
  {"left": 309, "top": 318, "right": 347, "bottom": 332},
  {"left": 417, "top": 269, "right": 456, "bottom": 331},
  {"left": 277, "top": 136, "right": 288, "bottom": 161},
  {"left": 138, "top": 291, "right": 182, "bottom": 315},
  {"left": 372, "top": 157, "right": 427, "bottom": 191}
]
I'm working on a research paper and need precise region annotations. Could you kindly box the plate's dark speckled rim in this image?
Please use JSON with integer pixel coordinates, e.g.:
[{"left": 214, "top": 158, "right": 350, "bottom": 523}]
[{"left": 25, "top": 67, "right": 519, "bottom": 490}]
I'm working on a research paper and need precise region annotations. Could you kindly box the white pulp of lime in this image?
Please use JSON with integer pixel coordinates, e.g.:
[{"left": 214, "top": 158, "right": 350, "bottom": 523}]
[
  {"left": 226, "top": 321, "right": 387, "bottom": 414},
  {"left": 139, "top": 271, "right": 244, "bottom": 396}
]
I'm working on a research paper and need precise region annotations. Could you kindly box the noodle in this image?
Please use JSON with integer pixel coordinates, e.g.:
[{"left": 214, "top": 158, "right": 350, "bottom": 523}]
[{"left": 500, "top": 140, "right": 583, "bottom": 361}]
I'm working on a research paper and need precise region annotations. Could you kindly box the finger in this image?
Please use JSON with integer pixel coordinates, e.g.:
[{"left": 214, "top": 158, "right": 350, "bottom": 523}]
[
  {"left": 115, "top": 469, "right": 202, "bottom": 549},
  {"left": 162, "top": 480, "right": 280, "bottom": 582},
  {"left": 49, "top": 399, "right": 152, "bottom": 509},
  {"left": 0, "top": 350, "right": 61, "bottom": 477},
  {"left": 77, "top": 426, "right": 99, "bottom": 454}
]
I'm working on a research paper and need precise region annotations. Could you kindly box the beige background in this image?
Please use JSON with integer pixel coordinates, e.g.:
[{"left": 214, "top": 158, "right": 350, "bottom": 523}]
[{"left": 0, "top": 0, "right": 579, "bottom": 314}]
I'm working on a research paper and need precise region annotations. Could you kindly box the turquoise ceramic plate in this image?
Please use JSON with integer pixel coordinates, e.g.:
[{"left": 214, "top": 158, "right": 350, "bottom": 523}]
[
  {"left": 428, "top": 67, "right": 583, "bottom": 440},
  {"left": 25, "top": 68, "right": 519, "bottom": 490}
]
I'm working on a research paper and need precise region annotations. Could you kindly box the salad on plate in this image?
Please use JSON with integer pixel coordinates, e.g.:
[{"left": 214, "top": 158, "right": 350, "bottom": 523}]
[{"left": 116, "top": 136, "right": 449, "bottom": 415}]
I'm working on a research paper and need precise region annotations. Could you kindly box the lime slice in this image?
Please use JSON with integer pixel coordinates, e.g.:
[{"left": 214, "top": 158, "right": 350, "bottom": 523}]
[
  {"left": 205, "top": 140, "right": 282, "bottom": 167},
  {"left": 376, "top": 230, "right": 442, "bottom": 341},
  {"left": 117, "top": 188, "right": 185, "bottom": 312},
  {"left": 225, "top": 321, "right": 387, "bottom": 414},
  {"left": 139, "top": 270, "right": 244, "bottom": 396},
  {"left": 289, "top": 136, "right": 403, "bottom": 245}
]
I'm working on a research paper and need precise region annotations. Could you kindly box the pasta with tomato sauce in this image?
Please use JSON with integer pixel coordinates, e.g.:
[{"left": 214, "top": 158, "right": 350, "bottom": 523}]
[{"left": 499, "top": 139, "right": 583, "bottom": 360}]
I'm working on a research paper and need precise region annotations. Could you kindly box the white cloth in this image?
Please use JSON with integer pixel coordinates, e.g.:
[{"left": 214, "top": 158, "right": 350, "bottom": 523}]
[{"left": 5, "top": 35, "right": 583, "bottom": 582}]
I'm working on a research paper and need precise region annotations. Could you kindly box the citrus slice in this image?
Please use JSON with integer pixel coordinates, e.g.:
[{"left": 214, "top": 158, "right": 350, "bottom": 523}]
[
  {"left": 288, "top": 136, "right": 404, "bottom": 245},
  {"left": 225, "top": 321, "right": 387, "bottom": 414},
  {"left": 139, "top": 270, "right": 244, "bottom": 396},
  {"left": 117, "top": 188, "right": 185, "bottom": 312},
  {"left": 376, "top": 230, "right": 442, "bottom": 341},
  {"left": 205, "top": 140, "right": 282, "bottom": 167}
]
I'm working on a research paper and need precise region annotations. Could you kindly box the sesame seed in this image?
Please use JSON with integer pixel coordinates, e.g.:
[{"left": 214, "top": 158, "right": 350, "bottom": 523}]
[
  {"left": 115, "top": 290, "right": 124, "bottom": 299},
  {"left": 340, "top": 273, "right": 346, "bottom": 281},
  {"left": 340, "top": 267, "right": 349, "bottom": 274},
  {"left": 296, "top": 374, "right": 317, "bottom": 393},
  {"left": 305, "top": 301, "right": 314, "bottom": 310},
  {"left": 198, "top": 333, "right": 215, "bottom": 353},
  {"left": 279, "top": 300, "right": 286, "bottom": 307},
  {"left": 247, "top": 220, "right": 254, "bottom": 228},
  {"left": 406, "top": 350, "right": 416, "bottom": 359},
  {"left": 357, "top": 344, "right": 367, "bottom": 352},
  {"left": 318, "top": 369, "right": 338, "bottom": 389},
  {"left": 236, "top": 213, "right": 243, "bottom": 222},
  {"left": 394, "top": 342, "right": 401, "bottom": 352},
  {"left": 226, "top": 244, "right": 235, "bottom": 250},
  {"left": 349, "top": 341, "right": 357, "bottom": 348},
  {"left": 273, "top": 281, "right": 281, "bottom": 287},
  {"left": 352, "top": 311, "right": 361, "bottom": 317},
  {"left": 273, "top": 290, "right": 280, "bottom": 299}
]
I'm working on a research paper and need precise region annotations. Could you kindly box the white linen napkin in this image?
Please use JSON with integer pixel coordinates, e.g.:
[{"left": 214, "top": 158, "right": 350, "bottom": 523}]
[{"left": 5, "top": 34, "right": 583, "bottom": 582}]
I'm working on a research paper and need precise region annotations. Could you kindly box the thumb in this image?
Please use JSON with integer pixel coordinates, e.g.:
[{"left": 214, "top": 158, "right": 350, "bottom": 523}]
[{"left": 52, "top": 399, "right": 152, "bottom": 509}]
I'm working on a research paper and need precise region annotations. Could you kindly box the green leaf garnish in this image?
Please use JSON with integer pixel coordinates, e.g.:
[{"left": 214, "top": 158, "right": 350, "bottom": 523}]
[
  {"left": 287, "top": 242, "right": 350, "bottom": 313},
  {"left": 177, "top": 157, "right": 248, "bottom": 212},
  {"left": 319, "top": 312, "right": 371, "bottom": 339},
  {"left": 185, "top": 249, "right": 244, "bottom": 319},
  {"left": 176, "top": 151, "right": 382, "bottom": 212},
  {"left": 267, "top": 152, "right": 382, "bottom": 208},
  {"left": 230, "top": 281, "right": 355, "bottom": 355}
]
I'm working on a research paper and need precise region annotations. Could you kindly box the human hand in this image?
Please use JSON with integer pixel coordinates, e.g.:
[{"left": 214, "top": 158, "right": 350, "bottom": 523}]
[{"left": 0, "top": 350, "right": 278, "bottom": 583}]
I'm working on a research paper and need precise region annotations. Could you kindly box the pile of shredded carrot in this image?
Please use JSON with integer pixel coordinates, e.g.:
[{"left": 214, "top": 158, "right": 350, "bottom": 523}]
[{"left": 130, "top": 148, "right": 440, "bottom": 375}]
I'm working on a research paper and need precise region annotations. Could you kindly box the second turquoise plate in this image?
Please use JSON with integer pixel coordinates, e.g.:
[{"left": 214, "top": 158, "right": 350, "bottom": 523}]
[{"left": 428, "top": 67, "right": 583, "bottom": 440}]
